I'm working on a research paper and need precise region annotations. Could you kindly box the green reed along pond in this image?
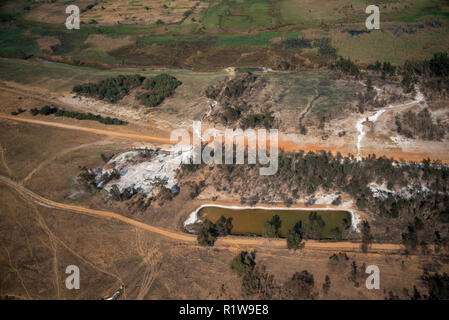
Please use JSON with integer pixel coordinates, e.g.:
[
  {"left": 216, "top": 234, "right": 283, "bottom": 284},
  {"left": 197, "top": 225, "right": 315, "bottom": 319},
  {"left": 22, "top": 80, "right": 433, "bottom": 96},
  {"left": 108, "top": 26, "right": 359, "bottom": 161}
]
[{"left": 198, "top": 206, "right": 352, "bottom": 239}]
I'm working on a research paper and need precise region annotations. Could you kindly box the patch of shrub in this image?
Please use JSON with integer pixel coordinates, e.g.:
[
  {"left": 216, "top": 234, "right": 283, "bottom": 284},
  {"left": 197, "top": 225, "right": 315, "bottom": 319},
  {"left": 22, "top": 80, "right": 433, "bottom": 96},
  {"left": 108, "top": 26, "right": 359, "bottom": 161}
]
[
  {"left": 30, "top": 105, "right": 127, "bottom": 125},
  {"left": 421, "top": 271, "right": 449, "bottom": 300},
  {"left": 10, "top": 108, "right": 26, "bottom": 115},
  {"left": 73, "top": 74, "right": 144, "bottom": 103},
  {"left": 367, "top": 60, "right": 396, "bottom": 76},
  {"left": 322, "top": 275, "right": 331, "bottom": 295},
  {"left": 205, "top": 84, "right": 221, "bottom": 99},
  {"left": 241, "top": 265, "right": 277, "bottom": 299},
  {"left": 109, "top": 185, "right": 137, "bottom": 201},
  {"left": 329, "top": 252, "right": 349, "bottom": 265},
  {"left": 282, "top": 38, "right": 312, "bottom": 50},
  {"left": 230, "top": 251, "right": 256, "bottom": 276},
  {"left": 348, "top": 261, "right": 360, "bottom": 287},
  {"left": 215, "top": 216, "right": 233, "bottom": 236},
  {"left": 286, "top": 221, "right": 304, "bottom": 250},
  {"left": 197, "top": 220, "right": 218, "bottom": 246},
  {"left": 283, "top": 270, "right": 315, "bottom": 299},
  {"left": 361, "top": 220, "right": 373, "bottom": 253},
  {"left": 402, "top": 225, "right": 419, "bottom": 253},
  {"left": 313, "top": 38, "right": 337, "bottom": 59},
  {"left": 395, "top": 108, "right": 446, "bottom": 141},
  {"left": 301, "top": 212, "right": 325, "bottom": 240},
  {"left": 223, "top": 73, "right": 257, "bottom": 99},
  {"left": 197, "top": 216, "right": 233, "bottom": 246},
  {"left": 332, "top": 56, "right": 360, "bottom": 76},
  {"left": 137, "top": 74, "right": 182, "bottom": 107},
  {"left": 158, "top": 185, "right": 177, "bottom": 201},
  {"left": 240, "top": 112, "right": 274, "bottom": 129}
]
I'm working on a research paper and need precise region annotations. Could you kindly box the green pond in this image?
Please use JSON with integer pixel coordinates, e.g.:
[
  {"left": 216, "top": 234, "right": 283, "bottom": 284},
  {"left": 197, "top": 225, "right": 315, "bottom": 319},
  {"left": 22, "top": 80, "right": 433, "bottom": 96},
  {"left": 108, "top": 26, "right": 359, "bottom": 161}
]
[{"left": 199, "top": 206, "right": 352, "bottom": 239}]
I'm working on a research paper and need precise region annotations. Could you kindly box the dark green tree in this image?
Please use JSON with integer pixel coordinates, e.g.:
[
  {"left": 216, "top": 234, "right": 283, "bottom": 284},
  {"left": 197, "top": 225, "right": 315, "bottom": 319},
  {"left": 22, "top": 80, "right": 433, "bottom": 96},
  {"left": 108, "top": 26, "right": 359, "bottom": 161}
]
[
  {"left": 263, "top": 215, "right": 282, "bottom": 238},
  {"left": 322, "top": 275, "right": 331, "bottom": 295},
  {"left": 302, "top": 212, "right": 325, "bottom": 240},
  {"left": 197, "top": 220, "right": 218, "bottom": 246},
  {"left": 286, "top": 220, "right": 304, "bottom": 250},
  {"left": 215, "top": 216, "right": 233, "bottom": 236},
  {"left": 361, "top": 221, "right": 373, "bottom": 253}
]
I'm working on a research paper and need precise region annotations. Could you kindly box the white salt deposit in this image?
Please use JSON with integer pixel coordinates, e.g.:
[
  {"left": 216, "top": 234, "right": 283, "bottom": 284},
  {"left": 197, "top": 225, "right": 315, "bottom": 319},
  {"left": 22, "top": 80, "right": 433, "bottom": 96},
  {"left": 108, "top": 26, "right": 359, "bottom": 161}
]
[
  {"left": 356, "top": 86, "right": 426, "bottom": 161},
  {"left": 97, "top": 145, "right": 192, "bottom": 196}
]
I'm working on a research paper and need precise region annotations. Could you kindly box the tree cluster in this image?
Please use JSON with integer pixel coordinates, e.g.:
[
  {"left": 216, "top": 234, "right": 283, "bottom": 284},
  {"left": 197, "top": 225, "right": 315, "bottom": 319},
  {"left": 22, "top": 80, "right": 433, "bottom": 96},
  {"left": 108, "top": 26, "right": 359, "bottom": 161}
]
[
  {"left": 395, "top": 108, "right": 446, "bottom": 141},
  {"left": 181, "top": 150, "right": 449, "bottom": 244},
  {"left": 263, "top": 214, "right": 282, "bottom": 238},
  {"left": 332, "top": 56, "right": 360, "bottom": 76},
  {"left": 73, "top": 74, "right": 144, "bottom": 103},
  {"left": 137, "top": 74, "right": 182, "bottom": 107},
  {"left": 230, "top": 251, "right": 317, "bottom": 299},
  {"left": 197, "top": 216, "right": 233, "bottom": 246},
  {"left": 286, "top": 220, "right": 304, "bottom": 251},
  {"left": 30, "top": 105, "right": 127, "bottom": 125},
  {"left": 72, "top": 73, "right": 182, "bottom": 108}
]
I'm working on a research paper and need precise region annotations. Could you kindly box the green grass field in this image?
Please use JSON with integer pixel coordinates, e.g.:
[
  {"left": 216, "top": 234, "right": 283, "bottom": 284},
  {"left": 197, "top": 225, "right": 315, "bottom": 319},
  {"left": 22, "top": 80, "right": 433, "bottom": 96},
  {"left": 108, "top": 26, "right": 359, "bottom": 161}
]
[
  {"left": 0, "top": 57, "right": 226, "bottom": 93},
  {"left": 333, "top": 25, "right": 449, "bottom": 64},
  {"left": 0, "top": 0, "right": 448, "bottom": 68}
]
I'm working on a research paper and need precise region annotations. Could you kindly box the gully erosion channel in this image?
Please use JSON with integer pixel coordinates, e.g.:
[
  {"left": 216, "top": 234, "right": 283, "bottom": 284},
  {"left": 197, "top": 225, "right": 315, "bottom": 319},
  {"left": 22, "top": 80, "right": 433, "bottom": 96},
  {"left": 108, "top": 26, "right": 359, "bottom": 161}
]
[{"left": 184, "top": 205, "right": 360, "bottom": 239}]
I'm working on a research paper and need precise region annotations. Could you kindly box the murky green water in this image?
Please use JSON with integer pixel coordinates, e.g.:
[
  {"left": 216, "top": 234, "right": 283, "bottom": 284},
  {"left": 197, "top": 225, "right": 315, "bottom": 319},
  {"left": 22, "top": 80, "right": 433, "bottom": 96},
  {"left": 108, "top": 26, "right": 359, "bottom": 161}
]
[{"left": 199, "top": 206, "right": 352, "bottom": 239}]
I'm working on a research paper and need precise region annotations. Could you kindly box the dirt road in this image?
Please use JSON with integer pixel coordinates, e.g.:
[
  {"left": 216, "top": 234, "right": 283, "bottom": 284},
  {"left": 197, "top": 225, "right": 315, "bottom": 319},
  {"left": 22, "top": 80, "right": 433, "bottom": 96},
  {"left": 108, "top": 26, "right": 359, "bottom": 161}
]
[
  {"left": 3, "top": 79, "right": 449, "bottom": 164},
  {"left": 0, "top": 114, "right": 173, "bottom": 144},
  {"left": 0, "top": 175, "right": 404, "bottom": 253}
]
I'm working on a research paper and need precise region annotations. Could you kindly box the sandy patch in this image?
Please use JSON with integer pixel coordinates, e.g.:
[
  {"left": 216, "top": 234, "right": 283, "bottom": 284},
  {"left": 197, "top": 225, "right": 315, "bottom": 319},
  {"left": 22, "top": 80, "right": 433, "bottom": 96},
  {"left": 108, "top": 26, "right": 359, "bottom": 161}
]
[
  {"left": 34, "top": 36, "right": 61, "bottom": 53},
  {"left": 84, "top": 34, "right": 134, "bottom": 52}
]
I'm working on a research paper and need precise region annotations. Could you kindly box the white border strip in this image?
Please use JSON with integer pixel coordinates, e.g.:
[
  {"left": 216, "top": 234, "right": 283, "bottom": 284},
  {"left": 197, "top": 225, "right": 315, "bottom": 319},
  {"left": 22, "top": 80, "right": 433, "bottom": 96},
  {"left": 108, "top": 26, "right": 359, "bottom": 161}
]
[{"left": 184, "top": 204, "right": 360, "bottom": 232}]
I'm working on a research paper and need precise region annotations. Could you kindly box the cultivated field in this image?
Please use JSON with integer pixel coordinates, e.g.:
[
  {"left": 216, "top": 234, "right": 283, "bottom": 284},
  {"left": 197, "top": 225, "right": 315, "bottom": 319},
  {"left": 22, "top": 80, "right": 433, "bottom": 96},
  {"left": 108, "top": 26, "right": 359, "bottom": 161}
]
[{"left": 1, "top": 0, "right": 448, "bottom": 67}]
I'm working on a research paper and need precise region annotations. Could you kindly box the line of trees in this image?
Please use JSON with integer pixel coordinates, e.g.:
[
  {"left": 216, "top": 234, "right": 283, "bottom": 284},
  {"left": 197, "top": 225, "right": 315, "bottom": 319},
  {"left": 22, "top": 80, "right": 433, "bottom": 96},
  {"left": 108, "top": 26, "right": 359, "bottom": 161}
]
[
  {"left": 374, "top": 52, "right": 449, "bottom": 95},
  {"left": 29, "top": 105, "right": 127, "bottom": 125}
]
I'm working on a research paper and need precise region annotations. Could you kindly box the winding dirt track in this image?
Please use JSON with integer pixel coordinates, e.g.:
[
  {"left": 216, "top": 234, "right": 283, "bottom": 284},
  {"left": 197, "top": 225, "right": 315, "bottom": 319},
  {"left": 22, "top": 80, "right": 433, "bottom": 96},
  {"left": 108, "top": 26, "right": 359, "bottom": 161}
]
[
  {"left": 0, "top": 113, "right": 405, "bottom": 253},
  {"left": 0, "top": 175, "right": 404, "bottom": 253},
  {"left": 0, "top": 175, "right": 194, "bottom": 242},
  {"left": 0, "top": 115, "right": 173, "bottom": 144}
]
